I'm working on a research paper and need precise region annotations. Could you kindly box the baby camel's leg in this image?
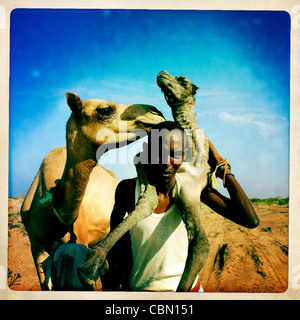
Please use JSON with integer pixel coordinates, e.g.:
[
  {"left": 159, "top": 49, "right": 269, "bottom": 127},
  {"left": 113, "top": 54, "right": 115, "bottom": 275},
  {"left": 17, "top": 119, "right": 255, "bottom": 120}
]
[
  {"left": 78, "top": 184, "right": 158, "bottom": 290},
  {"left": 175, "top": 199, "right": 210, "bottom": 292}
]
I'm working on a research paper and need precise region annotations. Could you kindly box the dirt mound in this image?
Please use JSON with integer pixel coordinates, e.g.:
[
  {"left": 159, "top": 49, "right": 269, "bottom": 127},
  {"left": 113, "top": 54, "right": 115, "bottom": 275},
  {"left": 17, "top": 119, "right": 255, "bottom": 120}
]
[
  {"left": 199, "top": 201, "right": 288, "bottom": 292},
  {"left": 8, "top": 198, "right": 40, "bottom": 290},
  {"left": 8, "top": 198, "right": 288, "bottom": 292}
]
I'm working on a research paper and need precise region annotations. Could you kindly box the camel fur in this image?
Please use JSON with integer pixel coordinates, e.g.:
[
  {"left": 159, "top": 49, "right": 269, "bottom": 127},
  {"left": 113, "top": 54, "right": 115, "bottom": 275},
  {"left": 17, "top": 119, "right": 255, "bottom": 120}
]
[{"left": 20, "top": 92, "right": 165, "bottom": 290}]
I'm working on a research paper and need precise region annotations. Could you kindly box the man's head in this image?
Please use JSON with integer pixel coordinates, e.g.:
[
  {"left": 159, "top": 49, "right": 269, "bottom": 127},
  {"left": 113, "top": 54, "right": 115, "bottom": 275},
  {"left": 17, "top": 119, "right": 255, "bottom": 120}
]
[{"left": 141, "top": 121, "right": 187, "bottom": 189}]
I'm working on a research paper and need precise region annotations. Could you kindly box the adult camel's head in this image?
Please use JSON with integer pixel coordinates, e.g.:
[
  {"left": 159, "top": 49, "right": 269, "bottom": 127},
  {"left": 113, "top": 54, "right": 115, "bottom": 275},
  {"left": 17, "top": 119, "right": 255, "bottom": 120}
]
[
  {"left": 65, "top": 92, "right": 165, "bottom": 150},
  {"left": 157, "top": 71, "right": 199, "bottom": 107}
]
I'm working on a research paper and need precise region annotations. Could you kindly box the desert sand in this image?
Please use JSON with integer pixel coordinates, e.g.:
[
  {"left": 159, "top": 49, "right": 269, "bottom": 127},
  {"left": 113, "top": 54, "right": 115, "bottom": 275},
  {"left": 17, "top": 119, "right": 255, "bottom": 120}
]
[{"left": 8, "top": 197, "right": 288, "bottom": 292}]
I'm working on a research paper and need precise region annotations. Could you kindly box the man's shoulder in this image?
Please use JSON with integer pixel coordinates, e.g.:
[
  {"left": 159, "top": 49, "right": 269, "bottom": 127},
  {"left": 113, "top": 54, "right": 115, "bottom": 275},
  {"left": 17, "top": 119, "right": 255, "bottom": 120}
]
[
  {"left": 113, "top": 177, "right": 137, "bottom": 214},
  {"left": 116, "top": 177, "right": 137, "bottom": 198}
]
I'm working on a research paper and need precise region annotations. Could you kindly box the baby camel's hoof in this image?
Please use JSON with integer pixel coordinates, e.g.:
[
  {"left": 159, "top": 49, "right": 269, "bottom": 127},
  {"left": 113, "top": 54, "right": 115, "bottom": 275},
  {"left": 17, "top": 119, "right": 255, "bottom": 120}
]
[{"left": 77, "top": 266, "right": 97, "bottom": 291}]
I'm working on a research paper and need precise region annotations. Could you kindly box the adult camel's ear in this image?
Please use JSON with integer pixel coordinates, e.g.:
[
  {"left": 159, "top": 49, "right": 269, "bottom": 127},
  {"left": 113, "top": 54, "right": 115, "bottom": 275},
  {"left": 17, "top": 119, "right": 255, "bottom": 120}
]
[{"left": 66, "top": 92, "right": 83, "bottom": 116}]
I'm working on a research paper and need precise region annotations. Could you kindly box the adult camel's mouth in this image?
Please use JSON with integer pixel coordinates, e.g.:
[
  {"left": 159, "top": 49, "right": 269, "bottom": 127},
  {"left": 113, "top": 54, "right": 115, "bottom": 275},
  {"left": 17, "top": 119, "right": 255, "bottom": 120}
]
[{"left": 134, "top": 119, "right": 163, "bottom": 129}]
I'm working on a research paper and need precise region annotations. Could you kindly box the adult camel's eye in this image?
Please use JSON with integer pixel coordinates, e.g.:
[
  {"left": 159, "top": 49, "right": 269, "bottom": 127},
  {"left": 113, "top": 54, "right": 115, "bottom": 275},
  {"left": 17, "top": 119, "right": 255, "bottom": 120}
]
[
  {"left": 97, "top": 106, "right": 114, "bottom": 115},
  {"left": 96, "top": 106, "right": 115, "bottom": 120}
]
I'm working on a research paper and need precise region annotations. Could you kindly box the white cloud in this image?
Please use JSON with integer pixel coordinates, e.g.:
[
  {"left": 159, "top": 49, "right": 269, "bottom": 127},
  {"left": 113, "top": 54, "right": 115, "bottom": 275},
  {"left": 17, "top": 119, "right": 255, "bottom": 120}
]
[
  {"left": 218, "top": 112, "right": 254, "bottom": 125},
  {"left": 252, "top": 120, "right": 278, "bottom": 137},
  {"left": 217, "top": 111, "right": 288, "bottom": 138}
]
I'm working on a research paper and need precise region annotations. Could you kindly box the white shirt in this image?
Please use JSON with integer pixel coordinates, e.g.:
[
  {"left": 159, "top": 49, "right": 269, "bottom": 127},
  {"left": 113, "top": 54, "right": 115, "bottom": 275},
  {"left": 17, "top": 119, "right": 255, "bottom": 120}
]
[{"left": 129, "top": 179, "right": 192, "bottom": 291}]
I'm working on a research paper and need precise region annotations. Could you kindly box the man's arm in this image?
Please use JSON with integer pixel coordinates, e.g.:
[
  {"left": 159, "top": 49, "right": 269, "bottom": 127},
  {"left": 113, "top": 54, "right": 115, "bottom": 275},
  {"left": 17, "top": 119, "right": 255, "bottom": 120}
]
[
  {"left": 201, "top": 141, "right": 259, "bottom": 229},
  {"left": 110, "top": 178, "right": 136, "bottom": 230},
  {"left": 101, "top": 178, "right": 136, "bottom": 290}
]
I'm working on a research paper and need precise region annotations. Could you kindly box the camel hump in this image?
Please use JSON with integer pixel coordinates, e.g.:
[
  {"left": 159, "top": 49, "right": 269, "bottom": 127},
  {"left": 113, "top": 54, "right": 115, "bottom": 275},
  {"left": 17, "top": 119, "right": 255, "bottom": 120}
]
[
  {"left": 39, "top": 147, "right": 67, "bottom": 191},
  {"left": 42, "top": 147, "right": 67, "bottom": 167}
]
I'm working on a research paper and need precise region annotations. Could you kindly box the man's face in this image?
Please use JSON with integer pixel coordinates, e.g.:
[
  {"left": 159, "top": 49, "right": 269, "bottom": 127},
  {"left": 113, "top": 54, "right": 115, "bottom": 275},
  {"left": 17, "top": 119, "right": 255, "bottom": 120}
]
[{"left": 148, "top": 128, "right": 186, "bottom": 185}]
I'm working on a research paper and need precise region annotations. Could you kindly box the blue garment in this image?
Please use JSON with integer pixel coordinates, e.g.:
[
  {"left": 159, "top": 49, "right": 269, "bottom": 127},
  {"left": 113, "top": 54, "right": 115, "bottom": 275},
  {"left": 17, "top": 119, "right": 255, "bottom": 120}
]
[{"left": 43, "top": 243, "right": 91, "bottom": 290}]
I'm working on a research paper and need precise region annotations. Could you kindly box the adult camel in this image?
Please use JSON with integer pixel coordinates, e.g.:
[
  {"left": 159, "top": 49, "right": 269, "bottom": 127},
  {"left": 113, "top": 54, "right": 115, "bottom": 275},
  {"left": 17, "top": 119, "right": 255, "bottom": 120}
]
[{"left": 20, "top": 92, "right": 165, "bottom": 289}]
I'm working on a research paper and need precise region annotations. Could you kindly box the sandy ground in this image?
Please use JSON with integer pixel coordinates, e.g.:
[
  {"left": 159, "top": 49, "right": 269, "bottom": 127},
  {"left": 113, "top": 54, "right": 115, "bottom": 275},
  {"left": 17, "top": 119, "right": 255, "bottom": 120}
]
[{"left": 8, "top": 197, "right": 288, "bottom": 292}]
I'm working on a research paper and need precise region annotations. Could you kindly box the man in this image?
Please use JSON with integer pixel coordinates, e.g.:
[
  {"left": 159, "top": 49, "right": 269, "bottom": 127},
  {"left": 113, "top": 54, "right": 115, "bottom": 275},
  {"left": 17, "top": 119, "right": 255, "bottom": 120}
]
[{"left": 101, "top": 121, "right": 259, "bottom": 292}]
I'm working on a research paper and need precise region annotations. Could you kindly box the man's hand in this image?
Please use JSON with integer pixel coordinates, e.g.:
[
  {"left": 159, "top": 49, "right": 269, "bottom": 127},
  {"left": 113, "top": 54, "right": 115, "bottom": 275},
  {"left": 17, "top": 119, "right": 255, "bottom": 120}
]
[
  {"left": 202, "top": 140, "right": 259, "bottom": 229},
  {"left": 208, "top": 140, "right": 225, "bottom": 170}
]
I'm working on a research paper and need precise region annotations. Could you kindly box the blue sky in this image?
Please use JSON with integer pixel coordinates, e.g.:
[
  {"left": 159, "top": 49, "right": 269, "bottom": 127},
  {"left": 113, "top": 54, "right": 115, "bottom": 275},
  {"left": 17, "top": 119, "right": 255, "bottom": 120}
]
[{"left": 9, "top": 9, "right": 290, "bottom": 198}]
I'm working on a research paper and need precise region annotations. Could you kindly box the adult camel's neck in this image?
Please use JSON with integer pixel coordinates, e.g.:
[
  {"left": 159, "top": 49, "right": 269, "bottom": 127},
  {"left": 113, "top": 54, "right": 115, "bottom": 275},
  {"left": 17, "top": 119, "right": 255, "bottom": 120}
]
[{"left": 53, "top": 117, "right": 98, "bottom": 225}]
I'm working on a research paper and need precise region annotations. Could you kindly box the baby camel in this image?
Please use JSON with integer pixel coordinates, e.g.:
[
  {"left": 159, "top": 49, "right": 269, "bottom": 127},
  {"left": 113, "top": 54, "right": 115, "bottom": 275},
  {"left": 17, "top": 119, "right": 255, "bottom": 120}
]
[
  {"left": 20, "top": 92, "right": 165, "bottom": 289},
  {"left": 78, "top": 72, "right": 212, "bottom": 291}
]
